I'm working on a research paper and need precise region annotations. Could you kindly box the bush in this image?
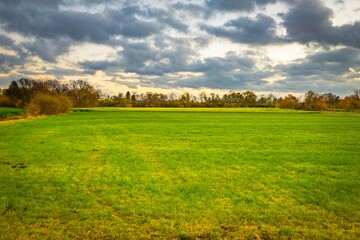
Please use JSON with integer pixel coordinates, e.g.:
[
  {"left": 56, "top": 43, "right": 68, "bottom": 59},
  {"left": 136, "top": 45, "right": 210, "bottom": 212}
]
[
  {"left": 26, "top": 93, "right": 72, "bottom": 116},
  {"left": 0, "top": 95, "right": 16, "bottom": 107}
]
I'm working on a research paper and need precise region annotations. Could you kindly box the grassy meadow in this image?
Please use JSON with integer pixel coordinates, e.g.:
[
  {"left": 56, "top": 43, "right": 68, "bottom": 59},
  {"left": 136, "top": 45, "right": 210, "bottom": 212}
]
[{"left": 0, "top": 108, "right": 359, "bottom": 239}]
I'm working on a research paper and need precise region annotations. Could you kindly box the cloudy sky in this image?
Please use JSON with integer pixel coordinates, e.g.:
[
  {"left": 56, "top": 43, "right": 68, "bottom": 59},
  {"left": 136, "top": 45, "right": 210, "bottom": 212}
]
[{"left": 0, "top": 0, "right": 359, "bottom": 96}]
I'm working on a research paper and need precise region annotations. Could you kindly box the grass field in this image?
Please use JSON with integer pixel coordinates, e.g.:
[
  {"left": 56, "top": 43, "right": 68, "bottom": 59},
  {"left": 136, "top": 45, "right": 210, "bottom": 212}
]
[
  {"left": 0, "top": 108, "right": 359, "bottom": 239},
  {"left": 0, "top": 107, "right": 24, "bottom": 120}
]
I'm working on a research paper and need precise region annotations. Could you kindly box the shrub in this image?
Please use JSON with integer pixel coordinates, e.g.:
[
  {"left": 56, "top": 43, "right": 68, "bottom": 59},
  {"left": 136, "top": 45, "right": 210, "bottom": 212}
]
[
  {"left": 26, "top": 93, "right": 72, "bottom": 116},
  {"left": 0, "top": 95, "right": 16, "bottom": 107}
]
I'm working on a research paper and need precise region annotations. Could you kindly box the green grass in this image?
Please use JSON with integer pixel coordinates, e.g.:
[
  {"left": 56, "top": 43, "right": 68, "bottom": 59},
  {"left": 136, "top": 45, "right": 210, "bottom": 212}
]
[
  {"left": 0, "top": 108, "right": 359, "bottom": 239},
  {"left": 0, "top": 107, "right": 24, "bottom": 120},
  {"left": 74, "top": 107, "right": 303, "bottom": 113}
]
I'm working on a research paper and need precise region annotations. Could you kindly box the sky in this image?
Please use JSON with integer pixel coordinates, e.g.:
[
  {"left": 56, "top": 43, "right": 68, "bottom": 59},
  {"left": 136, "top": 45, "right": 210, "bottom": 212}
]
[{"left": 0, "top": 0, "right": 359, "bottom": 97}]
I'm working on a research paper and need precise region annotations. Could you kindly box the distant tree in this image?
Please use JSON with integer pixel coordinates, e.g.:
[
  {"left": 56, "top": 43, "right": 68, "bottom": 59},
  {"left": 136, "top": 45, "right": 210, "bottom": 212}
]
[
  {"left": 339, "top": 90, "right": 360, "bottom": 111},
  {"left": 126, "top": 91, "right": 131, "bottom": 101},
  {"left": 131, "top": 93, "right": 136, "bottom": 104},
  {"left": 304, "top": 90, "right": 317, "bottom": 110},
  {"left": 304, "top": 90, "right": 326, "bottom": 111},
  {"left": 67, "top": 80, "right": 101, "bottom": 107},
  {"left": 224, "top": 91, "right": 243, "bottom": 106},
  {"left": 352, "top": 90, "right": 360, "bottom": 101},
  {"left": 323, "top": 93, "right": 340, "bottom": 110},
  {"left": 257, "top": 95, "right": 267, "bottom": 107},
  {"left": 38, "top": 79, "right": 69, "bottom": 95},
  {"left": 242, "top": 91, "right": 257, "bottom": 107},
  {"left": 257, "top": 94, "right": 277, "bottom": 107},
  {"left": 98, "top": 95, "right": 116, "bottom": 107},
  {"left": 5, "top": 78, "right": 38, "bottom": 106},
  {"left": 181, "top": 92, "right": 191, "bottom": 107},
  {"left": 277, "top": 94, "right": 299, "bottom": 109},
  {"left": 0, "top": 88, "right": 15, "bottom": 107},
  {"left": 256, "top": 94, "right": 277, "bottom": 108},
  {"left": 266, "top": 94, "right": 277, "bottom": 107},
  {"left": 199, "top": 92, "right": 207, "bottom": 103}
]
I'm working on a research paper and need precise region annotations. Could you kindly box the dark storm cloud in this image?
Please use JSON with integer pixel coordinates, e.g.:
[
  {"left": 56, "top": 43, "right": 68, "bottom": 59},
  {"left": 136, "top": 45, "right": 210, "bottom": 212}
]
[
  {"left": 271, "top": 47, "right": 360, "bottom": 95},
  {"left": 188, "top": 53, "right": 255, "bottom": 73},
  {"left": 47, "top": 67, "right": 84, "bottom": 78},
  {"left": 0, "top": 0, "right": 62, "bottom": 8},
  {"left": 0, "top": 7, "right": 108, "bottom": 42},
  {"left": 81, "top": 39, "right": 260, "bottom": 90},
  {"left": 202, "top": 0, "right": 360, "bottom": 48},
  {"left": 117, "top": 36, "right": 201, "bottom": 75},
  {"left": 0, "top": 34, "right": 27, "bottom": 57},
  {"left": 279, "top": 47, "right": 360, "bottom": 77},
  {"left": 111, "top": 5, "right": 162, "bottom": 38},
  {"left": 0, "top": 54, "right": 23, "bottom": 73},
  {"left": 0, "top": 34, "right": 15, "bottom": 47},
  {"left": 205, "top": 0, "right": 276, "bottom": 12},
  {"left": 178, "top": 70, "right": 269, "bottom": 90},
  {"left": 64, "top": 0, "right": 124, "bottom": 5},
  {"left": 175, "top": 52, "right": 267, "bottom": 89},
  {"left": 172, "top": 2, "right": 206, "bottom": 17},
  {"left": 147, "top": 8, "right": 188, "bottom": 32},
  {"left": 78, "top": 40, "right": 167, "bottom": 75},
  {"left": 120, "top": 41, "right": 159, "bottom": 74},
  {"left": 24, "top": 38, "right": 73, "bottom": 63},
  {"left": 80, "top": 60, "right": 120, "bottom": 71},
  {"left": 283, "top": 0, "right": 360, "bottom": 48},
  {"left": 0, "top": 34, "right": 30, "bottom": 70},
  {"left": 0, "top": 2, "right": 161, "bottom": 43},
  {"left": 202, "top": 14, "right": 280, "bottom": 44}
]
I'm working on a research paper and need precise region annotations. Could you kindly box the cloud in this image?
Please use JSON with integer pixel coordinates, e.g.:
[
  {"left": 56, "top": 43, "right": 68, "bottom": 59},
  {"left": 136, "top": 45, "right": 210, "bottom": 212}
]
[
  {"left": 0, "top": 2, "right": 161, "bottom": 43},
  {"left": 111, "top": 5, "right": 162, "bottom": 38},
  {"left": 147, "top": 8, "right": 188, "bottom": 32},
  {"left": 202, "top": 14, "right": 280, "bottom": 44},
  {"left": 80, "top": 60, "right": 119, "bottom": 71},
  {"left": 272, "top": 47, "right": 360, "bottom": 94},
  {"left": 0, "top": 0, "right": 62, "bottom": 8},
  {"left": 174, "top": 52, "right": 266, "bottom": 89},
  {"left": 0, "top": 53, "right": 23, "bottom": 73},
  {"left": 205, "top": 0, "right": 276, "bottom": 12},
  {"left": 189, "top": 53, "right": 255, "bottom": 73},
  {"left": 0, "top": 0, "right": 359, "bottom": 96},
  {"left": 117, "top": 36, "right": 201, "bottom": 76},
  {"left": 279, "top": 47, "right": 360, "bottom": 76},
  {"left": 24, "top": 38, "right": 73, "bottom": 62},
  {"left": 0, "top": 34, "right": 15, "bottom": 48},
  {"left": 203, "top": 0, "right": 360, "bottom": 48},
  {"left": 88, "top": 43, "right": 260, "bottom": 90},
  {"left": 172, "top": 3, "right": 206, "bottom": 17},
  {"left": 283, "top": 0, "right": 360, "bottom": 48}
]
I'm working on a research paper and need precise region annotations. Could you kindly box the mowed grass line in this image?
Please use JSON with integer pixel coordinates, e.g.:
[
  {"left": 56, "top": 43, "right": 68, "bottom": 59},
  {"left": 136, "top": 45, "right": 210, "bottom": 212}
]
[{"left": 0, "top": 109, "right": 359, "bottom": 239}]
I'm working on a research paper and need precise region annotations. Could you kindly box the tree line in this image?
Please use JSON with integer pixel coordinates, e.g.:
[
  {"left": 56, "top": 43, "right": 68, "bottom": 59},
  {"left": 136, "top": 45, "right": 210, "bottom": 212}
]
[
  {"left": 0, "top": 78, "right": 359, "bottom": 116},
  {"left": 0, "top": 78, "right": 101, "bottom": 116},
  {"left": 100, "top": 88, "right": 360, "bottom": 111}
]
